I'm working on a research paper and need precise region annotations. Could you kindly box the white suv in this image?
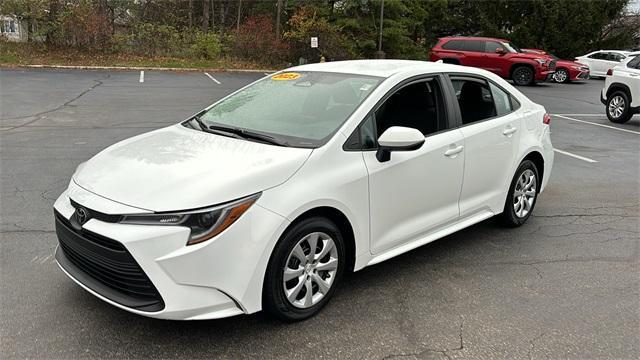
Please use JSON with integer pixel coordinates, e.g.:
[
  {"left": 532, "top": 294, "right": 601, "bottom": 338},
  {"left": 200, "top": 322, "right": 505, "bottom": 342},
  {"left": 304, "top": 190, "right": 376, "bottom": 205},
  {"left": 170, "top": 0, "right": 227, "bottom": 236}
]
[{"left": 601, "top": 54, "right": 640, "bottom": 123}]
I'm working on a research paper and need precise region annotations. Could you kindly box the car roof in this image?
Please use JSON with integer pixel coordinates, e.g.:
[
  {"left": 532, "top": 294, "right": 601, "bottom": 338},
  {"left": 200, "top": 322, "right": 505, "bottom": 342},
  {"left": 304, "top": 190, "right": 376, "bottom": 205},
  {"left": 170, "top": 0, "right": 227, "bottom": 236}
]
[
  {"left": 440, "top": 36, "right": 510, "bottom": 43},
  {"left": 286, "top": 60, "right": 466, "bottom": 78}
]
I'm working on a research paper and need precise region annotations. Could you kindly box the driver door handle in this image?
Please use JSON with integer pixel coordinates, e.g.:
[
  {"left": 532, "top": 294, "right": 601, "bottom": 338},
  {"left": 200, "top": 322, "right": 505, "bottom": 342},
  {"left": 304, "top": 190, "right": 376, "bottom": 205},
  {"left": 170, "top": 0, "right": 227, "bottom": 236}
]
[{"left": 444, "top": 145, "right": 464, "bottom": 157}]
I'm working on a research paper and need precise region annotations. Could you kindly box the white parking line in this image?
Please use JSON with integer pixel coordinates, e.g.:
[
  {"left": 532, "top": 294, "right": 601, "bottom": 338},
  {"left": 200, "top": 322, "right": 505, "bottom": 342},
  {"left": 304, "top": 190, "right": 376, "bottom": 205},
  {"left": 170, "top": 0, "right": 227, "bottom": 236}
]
[
  {"left": 204, "top": 72, "right": 221, "bottom": 84},
  {"left": 139, "top": 70, "right": 144, "bottom": 83},
  {"left": 554, "top": 114, "right": 604, "bottom": 117},
  {"left": 264, "top": 72, "right": 271, "bottom": 76},
  {"left": 553, "top": 148, "right": 598, "bottom": 163},
  {"left": 552, "top": 114, "right": 640, "bottom": 135}
]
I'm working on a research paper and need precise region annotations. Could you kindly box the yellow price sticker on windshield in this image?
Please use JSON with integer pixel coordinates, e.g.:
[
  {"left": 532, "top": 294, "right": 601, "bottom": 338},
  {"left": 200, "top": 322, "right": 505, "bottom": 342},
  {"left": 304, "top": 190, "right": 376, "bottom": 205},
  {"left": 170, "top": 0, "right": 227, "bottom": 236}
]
[{"left": 271, "top": 72, "right": 301, "bottom": 81}]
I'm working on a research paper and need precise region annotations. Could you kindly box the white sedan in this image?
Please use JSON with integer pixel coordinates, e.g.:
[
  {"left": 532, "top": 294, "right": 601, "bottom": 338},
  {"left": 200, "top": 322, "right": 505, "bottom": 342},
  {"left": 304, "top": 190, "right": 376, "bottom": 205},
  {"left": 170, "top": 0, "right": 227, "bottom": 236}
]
[
  {"left": 575, "top": 50, "right": 630, "bottom": 77},
  {"left": 53, "top": 60, "right": 554, "bottom": 321}
]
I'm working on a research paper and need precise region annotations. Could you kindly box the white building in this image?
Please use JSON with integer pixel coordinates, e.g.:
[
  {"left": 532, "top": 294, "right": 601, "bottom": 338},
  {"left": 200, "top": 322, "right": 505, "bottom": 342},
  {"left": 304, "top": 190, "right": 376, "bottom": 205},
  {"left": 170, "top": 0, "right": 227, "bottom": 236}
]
[{"left": 1, "top": 15, "right": 28, "bottom": 42}]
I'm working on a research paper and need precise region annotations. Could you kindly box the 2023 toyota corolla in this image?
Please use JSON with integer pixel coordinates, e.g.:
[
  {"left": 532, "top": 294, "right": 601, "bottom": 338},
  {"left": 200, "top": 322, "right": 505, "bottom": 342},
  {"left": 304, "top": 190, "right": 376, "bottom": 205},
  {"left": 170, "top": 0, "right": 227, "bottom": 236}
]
[{"left": 53, "top": 60, "right": 554, "bottom": 321}]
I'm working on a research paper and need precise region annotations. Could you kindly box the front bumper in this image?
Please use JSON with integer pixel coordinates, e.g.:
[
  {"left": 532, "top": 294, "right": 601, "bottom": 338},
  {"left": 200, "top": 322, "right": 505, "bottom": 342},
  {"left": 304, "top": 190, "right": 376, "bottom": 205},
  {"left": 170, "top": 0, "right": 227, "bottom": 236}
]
[
  {"left": 53, "top": 184, "right": 288, "bottom": 320},
  {"left": 537, "top": 69, "right": 556, "bottom": 81}
]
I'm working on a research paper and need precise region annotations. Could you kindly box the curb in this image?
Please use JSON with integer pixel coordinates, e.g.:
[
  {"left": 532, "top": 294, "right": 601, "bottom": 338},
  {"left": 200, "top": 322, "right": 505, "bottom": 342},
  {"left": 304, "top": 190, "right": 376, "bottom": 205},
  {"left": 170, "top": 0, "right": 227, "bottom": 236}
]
[{"left": 1, "top": 64, "right": 278, "bottom": 73}]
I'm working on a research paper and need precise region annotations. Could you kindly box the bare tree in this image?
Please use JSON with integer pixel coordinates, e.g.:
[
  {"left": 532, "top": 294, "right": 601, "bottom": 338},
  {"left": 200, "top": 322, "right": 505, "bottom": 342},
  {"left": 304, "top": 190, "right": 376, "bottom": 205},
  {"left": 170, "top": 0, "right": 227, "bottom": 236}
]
[
  {"left": 236, "top": 0, "right": 242, "bottom": 31},
  {"left": 275, "top": 0, "right": 283, "bottom": 38},
  {"left": 202, "top": 0, "right": 210, "bottom": 31}
]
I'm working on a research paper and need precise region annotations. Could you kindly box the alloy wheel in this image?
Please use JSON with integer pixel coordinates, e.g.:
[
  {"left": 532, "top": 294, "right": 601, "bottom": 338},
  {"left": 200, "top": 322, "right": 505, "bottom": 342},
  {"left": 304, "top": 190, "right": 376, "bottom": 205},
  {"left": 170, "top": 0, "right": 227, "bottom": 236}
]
[
  {"left": 553, "top": 69, "right": 568, "bottom": 83},
  {"left": 608, "top": 95, "right": 625, "bottom": 119},
  {"left": 513, "top": 169, "right": 537, "bottom": 218},
  {"left": 514, "top": 67, "right": 533, "bottom": 85},
  {"left": 283, "top": 232, "right": 338, "bottom": 309}
]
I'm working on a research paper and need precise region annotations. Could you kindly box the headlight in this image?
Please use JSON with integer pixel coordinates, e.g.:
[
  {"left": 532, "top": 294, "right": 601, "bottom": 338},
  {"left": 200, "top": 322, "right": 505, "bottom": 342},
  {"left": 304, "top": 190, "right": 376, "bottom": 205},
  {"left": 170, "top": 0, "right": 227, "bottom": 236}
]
[
  {"left": 120, "top": 193, "right": 260, "bottom": 245},
  {"left": 534, "top": 58, "right": 547, "bottom": 66}
]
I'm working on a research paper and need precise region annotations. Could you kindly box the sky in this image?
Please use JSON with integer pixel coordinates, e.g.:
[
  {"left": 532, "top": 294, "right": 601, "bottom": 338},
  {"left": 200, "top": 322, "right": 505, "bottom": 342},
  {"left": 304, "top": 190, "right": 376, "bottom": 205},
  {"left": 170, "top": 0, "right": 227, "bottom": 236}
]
[{"left": 629, "top": 0, "right": 640, "bottom": 13}]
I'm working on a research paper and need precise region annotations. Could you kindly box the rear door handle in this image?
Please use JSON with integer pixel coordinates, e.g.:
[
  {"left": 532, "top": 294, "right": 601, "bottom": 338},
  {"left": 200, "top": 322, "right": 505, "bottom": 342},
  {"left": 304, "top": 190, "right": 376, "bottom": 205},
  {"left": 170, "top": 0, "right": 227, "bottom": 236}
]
[
  {"left": 502, "top": 127, "right": 518, "bottom": 136},
  {"left": 444, "top": 145, "right": 464, "bottom": 157}
]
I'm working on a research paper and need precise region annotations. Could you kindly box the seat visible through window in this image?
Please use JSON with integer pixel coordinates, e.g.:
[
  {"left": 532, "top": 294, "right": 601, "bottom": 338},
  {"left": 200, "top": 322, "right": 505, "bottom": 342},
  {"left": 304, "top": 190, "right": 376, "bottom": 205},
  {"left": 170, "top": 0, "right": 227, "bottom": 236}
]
[
  {"left": 451, "top": 78, "right": 497, "bottom": 124},
  {"left": 374, "top": 78, "right": 447, "bottom": 137}
]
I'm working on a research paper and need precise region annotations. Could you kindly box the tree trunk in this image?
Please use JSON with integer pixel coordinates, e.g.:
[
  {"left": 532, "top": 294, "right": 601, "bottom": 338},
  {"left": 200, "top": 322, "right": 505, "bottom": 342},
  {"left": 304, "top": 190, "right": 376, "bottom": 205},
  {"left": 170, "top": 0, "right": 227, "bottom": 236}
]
[
  {"left": 276, "top": 0, "right": 283, "bottom": 39},
  {"left": 211, "top": 0, "right": 216, "bottom": 32},
  {"left": 236, "top": 0, "right": 242, "bottom": 31},
  {"left": 46, "top": 0, "right": 59, "bottom": 45},
  {"left": 202, "top": 0, "right": 210, "bottom": 32},
  {"left": 188, "top": 0, "right": 193, "bottom": 28}
]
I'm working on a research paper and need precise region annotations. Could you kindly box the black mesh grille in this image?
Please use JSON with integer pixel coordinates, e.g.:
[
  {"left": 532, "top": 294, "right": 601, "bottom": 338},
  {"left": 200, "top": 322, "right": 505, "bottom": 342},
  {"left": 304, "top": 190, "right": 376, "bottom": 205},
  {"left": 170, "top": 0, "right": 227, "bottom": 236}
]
[
  {"left": 55, "top": 211, "right": 164, "bottom": 311},
  {"left": 549, "top": 60, "right": 557, "bottom": 70}
]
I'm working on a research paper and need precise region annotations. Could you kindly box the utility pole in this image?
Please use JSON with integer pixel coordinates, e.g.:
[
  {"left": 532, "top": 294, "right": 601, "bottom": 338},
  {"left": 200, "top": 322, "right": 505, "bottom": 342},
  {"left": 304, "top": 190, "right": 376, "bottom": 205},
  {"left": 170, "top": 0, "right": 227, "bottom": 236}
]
[{"left": 375, "top": 0, "right": 385, "bottom": 58}]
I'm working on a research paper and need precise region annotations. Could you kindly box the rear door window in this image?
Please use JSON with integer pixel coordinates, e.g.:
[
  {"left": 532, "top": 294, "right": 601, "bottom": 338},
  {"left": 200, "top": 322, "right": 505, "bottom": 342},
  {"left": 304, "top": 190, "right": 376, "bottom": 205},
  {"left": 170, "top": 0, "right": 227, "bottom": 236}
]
[
  {"left": 442, "top": 40, "right": 464, "bottom": 50},
  {"left": 463, "top": 40, "right": 485, "bottom": 52},
  {"left": 627, "top": 55, "right": 640, "bottom": 69}
]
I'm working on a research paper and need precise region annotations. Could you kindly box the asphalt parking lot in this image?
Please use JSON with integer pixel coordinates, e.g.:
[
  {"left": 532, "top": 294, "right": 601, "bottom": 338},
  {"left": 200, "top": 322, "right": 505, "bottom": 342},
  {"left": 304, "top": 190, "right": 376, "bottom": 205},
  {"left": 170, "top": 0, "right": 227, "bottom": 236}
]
[{"left": 1, "top": 68, "right": 638, "bottom": 359}]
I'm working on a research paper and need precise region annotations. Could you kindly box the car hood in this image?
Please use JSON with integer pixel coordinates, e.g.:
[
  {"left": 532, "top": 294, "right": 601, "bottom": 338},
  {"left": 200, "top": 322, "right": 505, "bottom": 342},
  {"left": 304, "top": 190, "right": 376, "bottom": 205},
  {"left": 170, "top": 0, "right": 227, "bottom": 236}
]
[
  {"left": 556, "top": 59, "right": 586, "bottom": 67},
  {"left": 515, "top": 52, "right": 554, "bottom": 61},
  {"left": 73, "top": 125, "right": 313, "bottom": 212}
]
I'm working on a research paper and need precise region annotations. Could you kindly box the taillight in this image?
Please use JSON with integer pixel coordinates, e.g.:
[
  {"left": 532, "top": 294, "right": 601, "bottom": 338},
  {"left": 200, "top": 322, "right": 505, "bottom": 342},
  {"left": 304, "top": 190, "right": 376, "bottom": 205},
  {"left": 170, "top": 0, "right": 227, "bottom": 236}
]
[
  {"left": 606, "top": 68, "right": 613, "bottom": 76},
  {"left": 543, "top": 113, "right": 551, "bottom": 125}
]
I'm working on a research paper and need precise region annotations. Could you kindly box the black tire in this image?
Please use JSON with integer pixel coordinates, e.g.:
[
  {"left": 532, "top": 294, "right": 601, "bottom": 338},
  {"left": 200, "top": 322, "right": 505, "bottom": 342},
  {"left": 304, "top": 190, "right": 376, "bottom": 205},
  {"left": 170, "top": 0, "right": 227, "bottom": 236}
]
[
  {"left": 606, "top": 90, "right": 633, "bottom": 124},
  {"left": 500, "top": 160, "right": 540, "bottom": 227},
  {"left": 553, "top": 68, "right": 570, "bottom": 83},
  {"left": 263, "top": 217, "right": 345, "bottom": 321},
  {"left": 512, "top": 66, "right": 535, "bottom": 86}
]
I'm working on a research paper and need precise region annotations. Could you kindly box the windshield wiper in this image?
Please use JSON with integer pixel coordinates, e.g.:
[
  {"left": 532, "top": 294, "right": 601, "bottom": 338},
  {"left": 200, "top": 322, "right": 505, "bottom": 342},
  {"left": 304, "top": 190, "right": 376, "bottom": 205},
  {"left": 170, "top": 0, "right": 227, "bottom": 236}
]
[
  {"left": 189, "top": 115, "right": 209, "bottom": 131},
  {"left": 208, "top": 124, "right": 289, "bottom": 147}
]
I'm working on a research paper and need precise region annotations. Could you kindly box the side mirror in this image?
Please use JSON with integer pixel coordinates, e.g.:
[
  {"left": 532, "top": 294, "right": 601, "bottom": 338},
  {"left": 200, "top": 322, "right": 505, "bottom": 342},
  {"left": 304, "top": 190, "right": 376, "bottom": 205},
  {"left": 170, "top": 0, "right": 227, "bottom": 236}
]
[
  {"left": 495, "top": 47, "right": 507, "bottom": 55},
  {"left": 376, "top": 126, "right": 425, "bottom": 162}
]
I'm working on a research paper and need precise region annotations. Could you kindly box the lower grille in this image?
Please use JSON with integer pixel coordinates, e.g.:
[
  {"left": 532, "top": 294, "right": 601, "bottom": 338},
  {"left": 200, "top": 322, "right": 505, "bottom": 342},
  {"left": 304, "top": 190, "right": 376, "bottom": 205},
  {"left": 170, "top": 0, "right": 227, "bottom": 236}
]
[
  {"left": 577, "top": 71, "right": 590, "bottom": 79},
  {"left": 55, "top": 211, "right": 164, "bottom": 312}
]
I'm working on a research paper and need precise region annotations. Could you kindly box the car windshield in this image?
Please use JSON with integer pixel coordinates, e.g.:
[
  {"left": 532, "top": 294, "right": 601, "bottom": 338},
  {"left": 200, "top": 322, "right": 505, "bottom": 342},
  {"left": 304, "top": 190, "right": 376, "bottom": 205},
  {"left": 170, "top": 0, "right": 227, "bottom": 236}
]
[
  {"left": 503, "top": 42, "right": 522, "bottom": 53},
  {"left": 197, "top": 71, "right": 382, "bottom": 148}
]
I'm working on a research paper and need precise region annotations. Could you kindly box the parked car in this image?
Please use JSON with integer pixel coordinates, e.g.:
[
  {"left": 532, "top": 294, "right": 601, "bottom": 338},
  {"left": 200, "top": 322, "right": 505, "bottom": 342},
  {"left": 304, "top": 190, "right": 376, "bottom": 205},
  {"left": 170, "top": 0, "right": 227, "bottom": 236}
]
[
  {"left": 601, "top": 54, "right": 640, "bottom": 123},
  {"left": 575, "top": 50, "right": 630, "bottom": 77},
  {"left": 429, "top": 36, "right": 556, "bottom": 86},
  {"left": 522, "top": 49, "right": 590, "bottom": 83},
  {"left": 53, "top": 60, "right": 554, "bottom": 321}
]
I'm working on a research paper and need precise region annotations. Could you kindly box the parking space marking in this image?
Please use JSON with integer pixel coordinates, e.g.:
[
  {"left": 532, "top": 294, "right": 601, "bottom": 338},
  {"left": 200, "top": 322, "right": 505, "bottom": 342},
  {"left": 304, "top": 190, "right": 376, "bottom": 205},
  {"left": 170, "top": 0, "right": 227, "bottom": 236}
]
[
  {"left": 139, "top": 70, "right": 144, "bottom": 83},
  {"left": 553, "top": 148, "right": 598, "bottom": 163},
  {"left": 552, "top": 114, "right": 640, "bottom": 135},
  {"left": 554, "top": 114, "right": 604, "bottom": 117},
  {"left": 204, "top": 72, "right": 221, "bottom": 84}
]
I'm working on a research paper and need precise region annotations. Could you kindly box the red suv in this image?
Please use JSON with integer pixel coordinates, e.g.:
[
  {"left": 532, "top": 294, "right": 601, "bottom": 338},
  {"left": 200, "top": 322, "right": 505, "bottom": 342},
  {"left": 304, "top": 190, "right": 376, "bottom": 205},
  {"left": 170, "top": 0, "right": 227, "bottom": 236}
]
[{"left": 430, "top": 36, "right": 556, "bottom": 86}]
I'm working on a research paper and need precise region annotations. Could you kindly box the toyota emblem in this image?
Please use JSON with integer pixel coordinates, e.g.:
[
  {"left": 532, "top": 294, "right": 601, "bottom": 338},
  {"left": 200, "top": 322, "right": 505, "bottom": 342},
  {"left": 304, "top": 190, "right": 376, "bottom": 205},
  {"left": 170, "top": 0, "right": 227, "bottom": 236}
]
[{"left": 76, "top": 207, "right": 90, "bottom": 225}]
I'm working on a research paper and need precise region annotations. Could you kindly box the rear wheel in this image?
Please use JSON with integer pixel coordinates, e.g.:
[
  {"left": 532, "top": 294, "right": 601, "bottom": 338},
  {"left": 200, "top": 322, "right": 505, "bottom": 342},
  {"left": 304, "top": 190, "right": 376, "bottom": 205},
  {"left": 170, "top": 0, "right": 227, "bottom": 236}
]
[
  {"left": 263, "top": 217, "right": 345, "bottom": 321},
  {"left": 553, "top": 68, "right": 570, "bottom": 83},
  {"left": 500, "top": 160, "right": 539, "bottom": 227},
  {"left": 512, "top": 66, "right": 535, "bottom": 86},
  {"left": 606, "top": 91, "right": 632, "bottom": 124}
]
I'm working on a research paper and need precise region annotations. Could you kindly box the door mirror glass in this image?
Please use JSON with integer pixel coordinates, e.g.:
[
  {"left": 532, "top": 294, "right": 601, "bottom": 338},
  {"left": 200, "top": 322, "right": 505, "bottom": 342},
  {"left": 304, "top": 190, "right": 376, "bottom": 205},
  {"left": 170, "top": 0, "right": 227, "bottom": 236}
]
[{"left": 376, "top": 126, "right": 425, "bottom": 162}]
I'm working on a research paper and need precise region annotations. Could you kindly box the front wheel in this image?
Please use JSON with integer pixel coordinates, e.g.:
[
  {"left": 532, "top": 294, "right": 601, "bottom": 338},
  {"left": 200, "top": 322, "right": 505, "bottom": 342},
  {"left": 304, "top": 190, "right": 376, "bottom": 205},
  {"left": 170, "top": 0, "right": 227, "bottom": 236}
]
[
  {"left": 512, "top": 66, "right": 535, "bottom": 86},
  {"left": 263, "top": 217, "right": 345, "bottom": 321},
  {"left": 553, "top": 68, "right": 570, "bottom": 83},
  {"left": 500, "top": 160, "right": 539, "bottom": 227},
  {"left": 606, "top": 91, "right": 632, "bottom": 124}
]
